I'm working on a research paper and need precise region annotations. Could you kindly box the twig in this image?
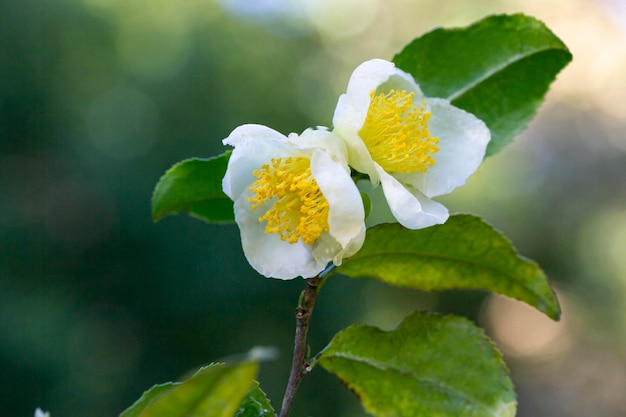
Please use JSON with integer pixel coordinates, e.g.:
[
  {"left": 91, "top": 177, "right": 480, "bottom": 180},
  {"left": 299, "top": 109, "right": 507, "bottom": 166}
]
[{"left": 278, "top": 276, "right": 322, "bottom": 417}]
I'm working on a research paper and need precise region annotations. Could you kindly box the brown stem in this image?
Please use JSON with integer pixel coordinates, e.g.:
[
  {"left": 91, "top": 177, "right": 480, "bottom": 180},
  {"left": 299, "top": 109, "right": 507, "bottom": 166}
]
[{"left": 278, "top": 276, "right": 322, "bottom": 417}]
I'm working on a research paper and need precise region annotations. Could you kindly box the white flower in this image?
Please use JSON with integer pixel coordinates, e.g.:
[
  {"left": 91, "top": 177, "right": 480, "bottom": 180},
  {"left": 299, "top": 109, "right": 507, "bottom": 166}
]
[
  {"left": 332, "top": 58, "right": 490, "bottom": 229},
  {"left": 223, "top": 124, "right": 366, "bottom": 279},
  {"left": 34, "top": 409, "right": 50, "bottom": 417}
]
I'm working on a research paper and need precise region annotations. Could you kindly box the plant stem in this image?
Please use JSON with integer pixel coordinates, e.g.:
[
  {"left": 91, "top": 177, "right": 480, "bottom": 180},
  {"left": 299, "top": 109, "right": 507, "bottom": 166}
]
[{"left": 278, "top": 276, "right": 322, "bottom": 417}]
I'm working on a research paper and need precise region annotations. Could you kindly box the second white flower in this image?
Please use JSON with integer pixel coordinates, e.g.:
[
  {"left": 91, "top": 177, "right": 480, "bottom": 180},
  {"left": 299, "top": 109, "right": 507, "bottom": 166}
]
[{"left": 332, "top": 58, "right": 491, "bottom": 229}]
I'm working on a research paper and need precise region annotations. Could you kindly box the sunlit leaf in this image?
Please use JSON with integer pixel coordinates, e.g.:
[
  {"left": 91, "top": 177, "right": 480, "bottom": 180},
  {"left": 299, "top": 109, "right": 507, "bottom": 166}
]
[
  {"left": 317, "top": 311, "right": 516, "bottom": 417},
  {"left": 393, "top": 13, "right": 572, "bottom": 155},
  {"left": 119, "top": 348, "right": 275, "bottom": 417},
  {"left": 152, "top": 152, "right": 234, "bottom": 223},
  {"left": 234, "top": 381, "right": 274, "bottom": 417},
  {"left": 120, "top": 382, "right": 176, "bottom": 417},
  {"left": 335, "top": 214, "right": 560, "bottom": 320}
]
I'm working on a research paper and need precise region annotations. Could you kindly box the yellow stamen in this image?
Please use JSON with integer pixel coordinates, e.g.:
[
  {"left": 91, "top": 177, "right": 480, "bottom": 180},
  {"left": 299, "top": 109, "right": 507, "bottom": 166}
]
[
  {"left": 359, "top": 89, "right": 440, "bottom": 173},
  {"left": 248, "top": 157, "right": 329, "bottom": 245}
]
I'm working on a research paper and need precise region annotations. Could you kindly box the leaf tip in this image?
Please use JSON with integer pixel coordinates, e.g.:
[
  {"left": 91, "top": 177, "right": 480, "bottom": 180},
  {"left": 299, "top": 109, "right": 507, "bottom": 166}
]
[{"left": 543, "top": 292, "right": 562, "bottom": 321}]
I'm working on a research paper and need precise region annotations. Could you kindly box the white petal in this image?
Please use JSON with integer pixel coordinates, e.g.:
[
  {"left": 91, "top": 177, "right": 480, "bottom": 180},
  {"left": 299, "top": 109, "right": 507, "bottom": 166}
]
[
  {"left": 222, "top": 124, "right": 296, "bottom": 200},
  {"left": 311, "top": 232, "right": 342, "bottom": 266},
  {"left": 310, "top": 227, "right": 366, "bottom": 267},
  {"left": 344, "top": 59, "right": 416, "bottom": 97},
  {"left": 332, "top": 224, "right": 366, "bottom": 265},
  {"left": 233, "top": 192, "right": 325, "bottom": 279},
  {"left": 222, "top": 124, "right": 289, "bottom": 148},
  {"left": 310, "top": 149, "right": 364, "bottom": 247},
  {"left": 332, "top": 59, "right": 402, "bottom": 181},
  {"left": 338, "top": 59, "right": 422, "bottom": 122},
  {"left": 376, "top": 165, "right": 449, "bottom": 229},
  {"left": 395, "top": 99, "right": 490, "bottom": 197},
  {"left": 332, "top": 93, "right": 378, "bottom": 180},
  {"left": 292, "top": 128, "right": 349, "bottom": 166},
  {"left": 332, "top": 59, "right": 425, "bottom": 183}
]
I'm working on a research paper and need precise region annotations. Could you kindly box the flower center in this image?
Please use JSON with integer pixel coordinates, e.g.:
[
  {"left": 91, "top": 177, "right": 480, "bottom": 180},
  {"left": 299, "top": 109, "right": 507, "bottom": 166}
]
[
  {"left": 248, "top": 156, "right": 330, "bottom": 245},
  {"left": 358, "top": 89, "right": 440, "bottom": 173}
]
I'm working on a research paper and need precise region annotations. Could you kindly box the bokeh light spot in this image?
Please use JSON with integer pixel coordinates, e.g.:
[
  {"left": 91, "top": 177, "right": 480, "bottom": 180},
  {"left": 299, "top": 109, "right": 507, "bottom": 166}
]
[{"left": 483, "top": 292, "right": 572, "bottom": 360}]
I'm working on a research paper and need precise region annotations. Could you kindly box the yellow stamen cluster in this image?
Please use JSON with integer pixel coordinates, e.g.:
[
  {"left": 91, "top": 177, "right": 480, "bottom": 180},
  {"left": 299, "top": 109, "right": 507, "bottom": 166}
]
[
  {"left": 248, "top": 157, "right": 329, "bottom": 245},
  {"left": 359, "top": 89, "right": 440, "bottom": 173}
]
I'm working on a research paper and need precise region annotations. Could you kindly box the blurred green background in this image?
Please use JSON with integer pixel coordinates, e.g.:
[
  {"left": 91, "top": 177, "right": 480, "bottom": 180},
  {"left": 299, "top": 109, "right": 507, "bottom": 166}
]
[{"left": 2, "top": 0, "right": 626, "bottom": 416}]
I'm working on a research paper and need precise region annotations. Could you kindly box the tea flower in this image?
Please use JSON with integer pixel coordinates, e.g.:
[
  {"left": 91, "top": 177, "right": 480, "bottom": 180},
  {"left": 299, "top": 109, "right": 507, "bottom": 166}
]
[
  {"left": 333, "top": 59, "right": 490, "bottom": 229},
  {"left": 223, "top": 124, "right": 366, "bottom": 279}
]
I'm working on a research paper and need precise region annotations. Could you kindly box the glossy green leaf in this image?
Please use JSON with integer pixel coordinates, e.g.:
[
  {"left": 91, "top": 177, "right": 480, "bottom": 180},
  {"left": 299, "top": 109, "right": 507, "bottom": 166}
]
[
  {"left": 234, "top": 381, "right": 274, "bottom": 417},
  {"left": 129, "top": 363, "right": 254, "bottom": 417},
  {"left": 335, "top": 214, "right": 560, "bottom": 319},
  {"left": 120, "top": 373, "right": 274, "bottom": 417},
  {"left": 120, "top": 382, "right": 176, "bottom": 417},
  {"left": 119, "top": 348, "right": 276, "bottom": 417},
  {"left": 316, "top": 311, "right": 516, "bottom": 417},
  {"left": 393, "top": 13, "right": 572, "bottom": 155},
  {"left": 152, "top": 152, "right": 234, "bottom": 223}
]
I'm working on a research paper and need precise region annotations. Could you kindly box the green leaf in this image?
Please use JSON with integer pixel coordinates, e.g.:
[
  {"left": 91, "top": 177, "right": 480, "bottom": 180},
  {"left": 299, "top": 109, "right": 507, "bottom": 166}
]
[
  {"left": 120, "top": 383, "right": 176, "bottom": 417},
  {"left": 120, "top": 373, "right": 274, "bottom": 417},
  {"left": 316, "top": 311, "right": 516, "bottom": 417},
  {"left": 119, "top": 347, "right": 276, "bottom": 417},
  {"left": 334, "top": 214, "right": 560, "bottom": 320},
  {"left": 234, "top": 381, "right": 275, "bottom": 417},
  {"left": 393, "top": 13, "right": 572, "bottom": 155},
  {"left": 152, "top": 152, "right": 234, "bottom": 223}
]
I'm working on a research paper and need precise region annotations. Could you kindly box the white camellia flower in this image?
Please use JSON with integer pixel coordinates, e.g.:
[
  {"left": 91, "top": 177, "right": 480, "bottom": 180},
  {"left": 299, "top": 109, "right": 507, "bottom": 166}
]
[
  {"left": 223, "top": 124, "right": 366, "bottom": 279},
  {"left": 333, "top": 58, "right": 491, "bottom": 229}
]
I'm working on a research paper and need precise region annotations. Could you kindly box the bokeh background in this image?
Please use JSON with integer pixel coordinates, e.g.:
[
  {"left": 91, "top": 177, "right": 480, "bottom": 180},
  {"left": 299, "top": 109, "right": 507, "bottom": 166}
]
[{"left": 2, "top": 0, "right": 626, "bottom": 416}]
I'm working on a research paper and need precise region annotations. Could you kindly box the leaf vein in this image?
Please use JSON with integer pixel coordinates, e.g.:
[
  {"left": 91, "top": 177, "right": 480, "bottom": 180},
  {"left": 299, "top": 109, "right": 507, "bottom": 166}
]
[
  {"left": 342, "top": 251, "right": 534, "bottom": 284},
  {"left": 327, "top": 352, "right": 479, "bottom": 405},
  {"left": 446, "top": 48, "right": 559, "bottom": 101}
]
